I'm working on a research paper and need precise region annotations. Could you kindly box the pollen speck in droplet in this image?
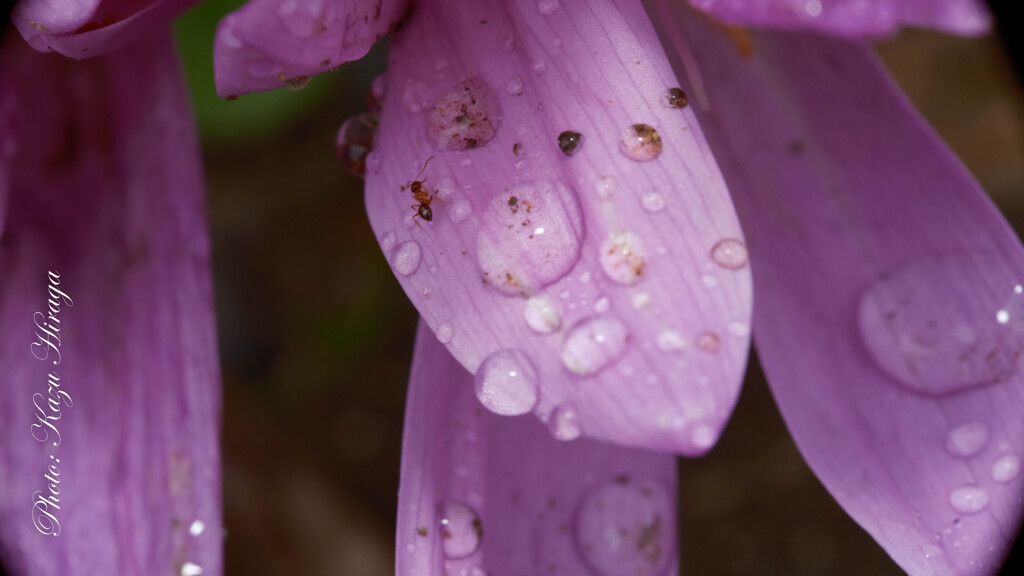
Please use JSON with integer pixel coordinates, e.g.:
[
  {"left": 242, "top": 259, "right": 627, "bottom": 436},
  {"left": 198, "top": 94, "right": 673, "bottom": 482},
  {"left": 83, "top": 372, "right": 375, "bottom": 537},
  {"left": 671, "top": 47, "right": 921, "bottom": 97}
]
[
  {"left": 390, "top": 241, "right": 422, "bottom": 276},
  {"left": 335, "top": 113, "right": 379, "bottom": 178},
  {"left": 662, "top": 88, "right": 688, "bottom": 109},
  {"left": 711, "top": 238, "right": 748, "bottom": 270},
  {"left": 600, "top": 231, "right": 646, "bottom": 285},
  {"left": 428, "top": 78, "right": 501, "bottom": 151},
  {"left": 558, "top": 131, "right": 583, "bottom": 156},
  {"left": 438, "top": 501, "right": 483, "bottom": 558},
  {"left": 475, "top": 349, "right": 540, "bottom": 415},
  {"left": 619, "top": 124, "right": 662, "bottom": 161}
]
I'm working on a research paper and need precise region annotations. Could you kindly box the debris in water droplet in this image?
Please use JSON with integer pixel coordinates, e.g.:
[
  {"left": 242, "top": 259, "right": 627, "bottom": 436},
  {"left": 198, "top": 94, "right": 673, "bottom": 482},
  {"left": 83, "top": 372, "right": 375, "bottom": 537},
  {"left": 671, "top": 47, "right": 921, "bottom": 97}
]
[
  {"left": 335, "top": 113, "right": 379, "bottom": 178},
  {"left": 710, "top": 238, "right": 748, "bottom": 270},
  {"left": 558, "top": 130, "right": 583, "bottom": 156},
  {"left": 428, "top": 78, "right": 501, "bottom": 151},
  {"left": 619, "top": 124, "right": 662, "bottom": 161},
  {"left": 600, "top": 231, "right": 646, "bottom": 285},
  {"left": 475, "top": 349, "right": 540, "bottom": 415},
  {"left": 561, "top": 316, "right": 630, "bottom": 375},
  {"left": 438, "top": 501, "right": 483, "bottom": 558},
  {"left": 662, "top": 88, "right": 688, "bottom": 109}
]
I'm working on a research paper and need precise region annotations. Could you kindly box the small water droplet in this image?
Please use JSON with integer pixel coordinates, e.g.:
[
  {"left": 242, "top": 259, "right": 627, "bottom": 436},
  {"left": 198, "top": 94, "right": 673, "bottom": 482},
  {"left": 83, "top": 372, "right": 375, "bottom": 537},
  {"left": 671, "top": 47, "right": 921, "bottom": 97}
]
[
  {"left": 594, "top": 175, "right": 615, "bottom": 200},
  {"left": 247, "top": 61, "right": 283, "bottom": 78},
  {"left": 189, "top": 520, "right": 205, "bottom": 537},
  {"left": 710, "top": 238, "right": 748, "bottom": 270},
  {"left": 531, "top": 60, "right": 547, "bottom": 75},
  {"left": 580, "top": 271, "right": 592, "bottom": 284},
  {"left": 475, "top": 349, "right": 540, "bottom": 415},
  {"left": 438, "top": 501, "right": 483, "bottom": 558},
  {"left": 537, "top": 0, "right": 560, "bottom": 16},
  {"left": 949, "top": 485, "right": 990, "bottom": 515},
  {"left": 562, "top": 316, "right": 630, "bottom": 375},
  {"left": 180, "top": 563, "right": 203, "bottom": 576},
  {"left": 379, "top": 232, "right": 397, "bottom": 252},
  {"left": 364, "top": 150, "right": 382, "bottom": 174},
  {"left": 504, "top": 33, "right": 516, "bottom": 51},
  {"left": 619, "top": 124, "right": 662, "bottom": 162},
  {"left": 428, "top": 78, "right": 501, "bottom": 151},
  {"left": 371, "top": 74, "right": 388, "bottom": 101},
  {"left": 575, "top": 477, "right": 673, "bottom": 576},
  {"left": 435, "top": 321, "right": 454, "bottom": 343},
  {"left": 632, "top": 293, "right": 651, "bottom": 310},
  {"left": 402, "top": 82, "right": 431, "bottom": 113},
  {"left": 640, "top": 192, "right": 665, "bottom": 213},
  {"left": 506, "top": 75, "right": 525, "bottom": 95},
  {"left": 656, "top": 329, "right": 686, "bottom": 353},
  {"left": 549, "top": 403, "right": 582, "bottom": 441},
  {"left": 945, "top": 422, "right": 989, "bottom": 458},
  {"left": 477, "top": 181, "right": 584, "bottom": 296},
  {"left": 805, "top": 0, "right": 823, "bottom": 17},
  {"left": 992, "top": 454, "right": 1022, "bottom": 483},
  {"left": 390, "top": 241, "right": 422, "bottom": 276},
  {"left": 696, "top": 331, "right": 720, "bottom": 353},
  {"left": 525, "top": 295, "right": 562, "bottom": 333},
  {"left": 594, "top": 297, "right": 611, "bottom": 314},
  {"left": 558, "top": 131, "right": 583, "bottom": 156},
  {"left": 600, "top": 231, "right": 646, "bottom": 285},
  {"left": 662, "top": 88, "right": 688, "bottom": 109},
  {"left": 690, "top": 424, "right": 716, "bottom": 450},
  {"left": 335, "top": 113, "right": 379, "bottom": 178}
]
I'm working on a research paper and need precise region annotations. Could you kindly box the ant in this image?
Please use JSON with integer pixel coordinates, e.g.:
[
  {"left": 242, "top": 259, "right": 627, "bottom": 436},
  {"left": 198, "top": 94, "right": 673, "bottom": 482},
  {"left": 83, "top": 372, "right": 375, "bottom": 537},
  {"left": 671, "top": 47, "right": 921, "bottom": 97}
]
[{"left": 401, "top": 156, "right": 439, "bottom": 227}]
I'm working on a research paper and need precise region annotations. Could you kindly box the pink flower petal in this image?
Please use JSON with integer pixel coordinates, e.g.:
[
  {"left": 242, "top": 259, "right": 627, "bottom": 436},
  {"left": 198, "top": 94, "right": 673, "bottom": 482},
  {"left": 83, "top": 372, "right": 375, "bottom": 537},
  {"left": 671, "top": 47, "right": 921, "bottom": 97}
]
[
  {"left": 686, "top": 0, "right": 990, "bottom": 37},
  {"left": 664, "top": 4, "right": 1024, "bottom": 574},
  {"left": 398, "top": 320, "right": 678, "bottom": 576},
  {"left": 364, "top": 0, "right": 752, "bottom": 455},
  {"left": 212, "top": 0, "right": 409, "bottom": 97},
  {"left": 11, "top": 0, "right": 201, "bottom": 58},
  {"left": 0, "top": 33, "right": 221, "bottom": 575}
]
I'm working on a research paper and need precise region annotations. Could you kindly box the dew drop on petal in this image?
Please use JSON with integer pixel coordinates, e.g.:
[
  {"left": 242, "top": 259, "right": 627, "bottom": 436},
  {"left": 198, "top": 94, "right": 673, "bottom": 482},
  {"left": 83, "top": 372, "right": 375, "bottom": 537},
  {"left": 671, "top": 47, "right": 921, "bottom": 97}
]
[
  {"left": 575, "top": 477, "right": 674, "bottom": 576},
  {"left": 640, "top": 192, "right": 665, "bottom": 213},
  {"left": 859, "top": 253, "right": 1023, "bottom": 396},
  {"left": 710, "top": 238, "right": 748, "bottom": 270},
  {"left": 525, "top": 295, "right": 562, "bottom": 333},
  {"left": 435, "top": 321, "right": 454, "bottom": 344},
  {"left": 438, "top": 501, "right": 483, "bottom": 558},
  {"left": 690, "top": 424, "right": 716, "bottom": 450},
  {"left": 594, "top": 175, "right": 615, "bottom": 200},
  {"left": 949, "top": 485, "right": 990, "bottom": 515},
  {"left": 189, "top": 520, "right": 205, "bottom": 537},
  {"left": 428, "top": 78, "right": 501, "bottom": 151},
  {"left": 390, "top": 241, "right": 422, "bottom": 276},
  {"left": 619, "top": 124, "right": 662, "bottom": 162},
  {"left": 402, "top": 81, "right": 431, "bottom": 113},
  {"left": 632, "top": 293, "right": 651, "bottom": 310},
  {"left": 371, "top": 74, "right": 388, "bottom": 101},
  {"left": 365, "top": 150, "right": 382, "bottom": 174},
  {"left": 335, "top": 113, "right": 379, "bottom": 178},
  {"left": 247, "top": 61, "right": 283, "bottom": 78},
  {"left": 695, "top": 331, "right": 721, "bottom": 353},
  {"left": 945, "top": 422, "right": 989, "bottom": 458},
  {"left": 379, "top": 232, "right": 396, "bottom": 252},
  {"left": 475, "top": 349, "right": 540, "bottom": 415},
  {"left": 600, "top": 231, "right": 646, "bottom": 285},
  {"left": 558, "top": 130, "right": 583, "bottom": 156},
  {"left": 594, "top": 297, "right": 611, "bottom": 314},
  {"left": 477, "top": 181, "right": 584, "bottom": 297},
  {"left": 992, "top": 454, "right": 1022, "bottom": 483},
  {"left": 661, "top": 88, "right": 688, "bottom": 109},
  {"left": 549, "top": 403, "right": 582, "bottom": 441},
  {"left": 561, "top": 316, "right": 630, "bottom": 375},
  {"left": 180, "top": 563, "right": 203, "bottom": 576},
  {"left": 656, "top": 329, "right": 686, "bottom": 353},
  {"left": 531, "top": 60, "right": 547, "bottom": 75},
  {"left": 537, "top": 0, "right": 560, "bottom": 16},
  {"left": 506, "top": 75, "right": 525, "bottom": 95}
]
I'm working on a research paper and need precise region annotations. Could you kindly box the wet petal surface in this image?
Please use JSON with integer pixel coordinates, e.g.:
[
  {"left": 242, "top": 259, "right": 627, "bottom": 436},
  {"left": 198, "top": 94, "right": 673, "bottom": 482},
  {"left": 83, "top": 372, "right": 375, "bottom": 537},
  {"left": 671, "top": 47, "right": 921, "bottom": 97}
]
[
  {"left": 0, "top": 33, "right": 221, "bottom": 575},
  {"left": 397, "top": 321, "right": 678, "bottom": 576},
  {"left": 662, "top": 4, "right": 1024, "bottom": 574},
  {"left": 365, "top": 0, "right": 752, "bottom": 455}
]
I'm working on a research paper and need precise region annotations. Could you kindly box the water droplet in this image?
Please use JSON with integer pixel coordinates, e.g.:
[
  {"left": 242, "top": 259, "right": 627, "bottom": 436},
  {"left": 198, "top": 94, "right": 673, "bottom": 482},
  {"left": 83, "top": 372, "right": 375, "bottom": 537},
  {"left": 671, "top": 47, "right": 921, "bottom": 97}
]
[
  {"left": 619, "top": 124, "right": 662, "bottom": 162},
  {"left": 600, "top": 231, "right": 646, "bottom": 285},
  {"left": 438, "top": 501, "right": 483, "bottom": 558},
  {"left": 632, "top": 293, "right": 651, "bottom": 310},
  {"left": 949, "top": 485, "right": 989, "bottom": 515},
  {"left": 549, "top": 403, "right": 582, "bottom": 441},
  {"left": 180, "top": 563, "right": 203, "bottom": 576},
  {"left": 696, "top": 331, "right": 720, "bottom": 353},
  {"left": 562, "top": 316, "right": 630, "bottom": 375},
  {"left": 428, "top": 78, "right": 501, "bottom": 151},
  {"left": 710, "top": 238, "right": 748, "bottom": 270},
  {"left": 946, "top": 422, "right": 989, "bottom": 458},
  {"left": 475, "top": 349, "right": 540, "bottom": 415},
  {"left": 477, "top": 181, "right": 584, "bottom": 297},
  {"left": 525, "top": 295, "right": 562, "bottom": 333},
  {"left": 594, "top": 175, "right": 615, "bottom": 200},
  {"left": 402, "top": 82, "right": 431, "bottom": 113},
  {"left": 391, "top": 241, "right": 422, "bottom": 276},
  {"left": 435, "top": 321, "right": 454, "bottom": 343},
  {"left": 594, "top": 297, "right": 611, "bottom": 314},
  {"left": 506, "top": 75, "right": 525, "bottom": 95},
  {"left": 805, "top": 0, "right": 823, "bottom": 17},
  {"left": 379, "top": 231, "right": 396, "bottom": 252},
  {"left": 188, "top": 520, "right": 205, "bottom": 537},
  {"left": 992, "top": 454, "right": 1022, "bottom": 483},
  {"left": 580, "top": 271, "right": 592, "bottom": 284},
  {"left": 575, "top": 477, "right": 673, "bottom": 576},
  {"left": 727, "top": 321, "right": 750, "bottom": 338},
  {"left": 701, "top": 275, "right": 718, "bottom": 289},
  {"left": 531, "top": 60, "right": 547, "bottom": 75},
  {"left": 640, "top": 192, "right": 665, "bottom": 213},
  {"left": 662, "top": 88, "right": 688, "bottom": 109},
  {"left": 656, "top": 329, "right": 686, "bottom": 353},
  {"left": 859, "top": 253, "right": 1023, "bottom": 396},
  {"left": 691, "top": 424, "right": 716, "bottom": 449},
  {"left": 365, "top": 150, "right": 382, "bottom": 174},
  {"left": 335, "top": 113, "right": 379, "bottom": 178},
  {"left": 537, "top": 0, "right": 560, "bottom": 16},
  {"left": 247, "top": 61, "right": 283, "bottom": 78},
  {"left": 371, "top": 74, "right": 388, "bottom": 101},
  {"left": 558, "top": 130, "right": 583, "bottom": 156}
]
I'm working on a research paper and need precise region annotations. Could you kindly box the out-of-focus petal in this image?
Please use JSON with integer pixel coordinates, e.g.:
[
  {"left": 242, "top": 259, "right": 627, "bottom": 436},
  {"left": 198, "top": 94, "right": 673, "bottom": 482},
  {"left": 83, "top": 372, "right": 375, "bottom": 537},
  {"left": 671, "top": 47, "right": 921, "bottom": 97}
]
[
  {"left": 364, "top": 0, "right": 752, "bottom": 455},
  {"left": 0, "top": 32, "right": 221, "bottom": 575},
  {"left": 398, "top": 320, "right": 678, "bottom": 576},
  {"left": 11, "top": 0, "right": 201, "bottom": 58},
  {"left": 686, "top": 0, "right": 989, "bottom": 37},
  {"left": 213, "top": 0, "right": 409, "bottom": 97},
  {"left": 660, "top": 3, "right": 1024, "bottom": 574}
]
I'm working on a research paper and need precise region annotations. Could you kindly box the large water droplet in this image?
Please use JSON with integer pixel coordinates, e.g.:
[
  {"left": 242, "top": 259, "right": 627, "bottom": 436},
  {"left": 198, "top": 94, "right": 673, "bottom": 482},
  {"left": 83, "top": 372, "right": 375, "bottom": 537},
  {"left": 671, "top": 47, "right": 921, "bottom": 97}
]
[
  {"left": 475, "top": 349, "right": 540, "bottom": 416},
  {"left": 561, "top": 316, "right": 630, "bottom": 375},
  {"left": 619, "top": 124, "right": 662, "bottom": 162},
  {"left": 525, "top": 295, "right": 562, "bottom": 333},
  {"left": 949, "top": 485, "right": 990, "bottom": 515},
  {"left": 710, "top": 238, "right": 748, "bottom": 270},
  {"left": 335, "top": 113, "right": 379, "bottom": 178},
  {"left": 992, "top": 454, "right": 1022, "bottom": 483},
  {"left": 600, "top": 231, "right": 647, "bottom": 285},
  {"left": 575, "top": 477, "right": 674, "bottom": 576},
  {"left": 428, "top": 78, "right": 501, "bottom": 151},
  {"left": 476, "top": 181, "right": 584, "bottom": 297},
  {"left": 945, "top": 422, "right": 989, "bottom": 458},
  {"left": 391, "top": 241, "right": 421, "bottom": 276},
  {"left": 859, "top": 253, "right": 1024, "bottom": 396},
  {"left": 548, "top": 403, "right": 582, "bottom": 441},
  {"left": 438, "top": 501, "right": 483, "bottom": 558}
]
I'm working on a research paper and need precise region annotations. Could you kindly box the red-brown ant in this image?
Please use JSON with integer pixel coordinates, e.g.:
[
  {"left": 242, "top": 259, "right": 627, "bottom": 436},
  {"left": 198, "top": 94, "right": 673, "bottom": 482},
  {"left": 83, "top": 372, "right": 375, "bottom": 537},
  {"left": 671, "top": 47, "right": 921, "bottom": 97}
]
[{"left": 401, "top": 156, "right": 439, "bottom": 227}]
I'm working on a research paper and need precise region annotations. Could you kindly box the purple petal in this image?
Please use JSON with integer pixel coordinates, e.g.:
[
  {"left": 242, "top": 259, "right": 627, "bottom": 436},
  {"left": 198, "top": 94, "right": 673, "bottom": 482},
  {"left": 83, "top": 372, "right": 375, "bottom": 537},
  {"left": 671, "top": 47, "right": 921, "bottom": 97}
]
[
  {"left": 0, "top": 33, "right": 221, "bottom": 575},
  {"left": 398, "top": 320, "right": 678, "bottom": 576},
  {"left": 212, "top": 0, "right": 409, "bottom": 97},
  {"left": 11, "top": 0, "right": 201, "bottom": 58},
  {"left": 686, "top": 0, "right": 990, "bottom": 37},
  {"left": 662, "top": 4, "right": 1024, "bottom": 574},
  {"left": 364, "top": 0, "right": 752, "bottom": 454}
]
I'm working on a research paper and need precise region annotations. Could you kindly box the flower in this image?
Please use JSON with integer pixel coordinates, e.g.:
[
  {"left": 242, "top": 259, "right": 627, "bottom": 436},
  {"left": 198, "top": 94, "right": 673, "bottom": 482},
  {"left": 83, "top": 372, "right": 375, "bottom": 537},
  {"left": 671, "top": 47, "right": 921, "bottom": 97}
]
[{"left": 0, "top": 2, "right": 221, "bottom": 575}]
